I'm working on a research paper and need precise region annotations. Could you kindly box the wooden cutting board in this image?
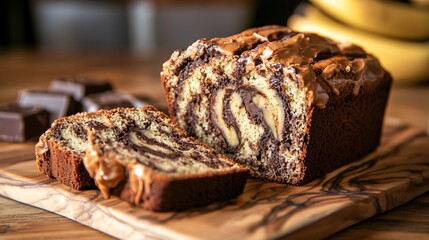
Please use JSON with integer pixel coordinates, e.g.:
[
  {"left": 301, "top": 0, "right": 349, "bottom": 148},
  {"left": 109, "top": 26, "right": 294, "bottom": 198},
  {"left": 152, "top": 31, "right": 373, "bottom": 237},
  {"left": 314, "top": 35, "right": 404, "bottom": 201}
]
[{"left": 0, "top": 117, "right": 428, "bottom": 240}]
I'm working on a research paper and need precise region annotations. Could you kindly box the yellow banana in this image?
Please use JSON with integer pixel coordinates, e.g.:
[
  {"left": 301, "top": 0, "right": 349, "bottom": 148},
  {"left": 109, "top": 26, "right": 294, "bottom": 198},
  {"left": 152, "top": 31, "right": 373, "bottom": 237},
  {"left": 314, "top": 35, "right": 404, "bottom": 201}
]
[
  {"left": 288, "top": 4, "right": 429, "bottom": 84},
  {"left": 411, "top": 0, "right": 429, "bottom": 8},
  {"left": 310, "top": 0, "right": 429, "bottom": 40}
]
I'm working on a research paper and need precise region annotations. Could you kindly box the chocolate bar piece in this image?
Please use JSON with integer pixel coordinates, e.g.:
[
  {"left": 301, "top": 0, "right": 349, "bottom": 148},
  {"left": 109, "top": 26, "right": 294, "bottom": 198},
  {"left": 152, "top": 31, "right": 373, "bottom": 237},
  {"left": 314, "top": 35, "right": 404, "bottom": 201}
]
[
  {"left": 49, "top": 76, "right": 113, "bottom": 101},
  {"left": 0, "top": 103, "right": 49, "bottom": 142},
  {"left": 18, "top": 89, "right": 77, "bottom": 124},
  {"left": 82, "top": 91, "right": 135, "bottom": 112}
]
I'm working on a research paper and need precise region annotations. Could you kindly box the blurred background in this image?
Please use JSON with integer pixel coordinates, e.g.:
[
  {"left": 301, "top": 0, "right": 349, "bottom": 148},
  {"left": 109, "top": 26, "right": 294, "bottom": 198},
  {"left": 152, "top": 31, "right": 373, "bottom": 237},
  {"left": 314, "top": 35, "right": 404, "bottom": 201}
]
[
  {"left": 0, "top": 0, "right": 428, "bottom": 129},
  {"left": 0, "top": 0, "right": 301, "bottom": 53},
  {"left": 0, "top": 0, "right": 301, "bottom": 106},
  {"left": 1, "top": 0, "right": 427, "bottom": 79}
]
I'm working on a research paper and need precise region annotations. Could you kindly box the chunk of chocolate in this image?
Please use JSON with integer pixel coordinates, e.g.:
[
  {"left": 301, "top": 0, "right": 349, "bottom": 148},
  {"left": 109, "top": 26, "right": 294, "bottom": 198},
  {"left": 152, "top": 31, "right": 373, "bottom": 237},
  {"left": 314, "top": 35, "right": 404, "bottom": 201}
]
[
  {"left": 0, "top": 103, "right": 49, "bottom": 142},
  {"left": 49, "top": 76, "right": 113, "bottom": 101},
  {"left": 18, "top": 89, "right": 77, "bottom": 124},
  {"left": 82, "top": 91, "right": 135, "bottom": 112}
]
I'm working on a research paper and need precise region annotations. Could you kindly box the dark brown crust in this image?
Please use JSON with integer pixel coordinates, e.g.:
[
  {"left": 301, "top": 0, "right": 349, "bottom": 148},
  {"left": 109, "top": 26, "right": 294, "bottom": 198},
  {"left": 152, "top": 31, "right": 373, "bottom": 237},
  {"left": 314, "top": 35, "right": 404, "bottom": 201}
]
[
  {"left": 298, "top": 72, "right": 392, "bottom": 184},
  {"left": 117, "top": 169, "right": 249, "bottom": 212},
  {"left": 36, "top": 138, "right": 95, "bottom": 190}
]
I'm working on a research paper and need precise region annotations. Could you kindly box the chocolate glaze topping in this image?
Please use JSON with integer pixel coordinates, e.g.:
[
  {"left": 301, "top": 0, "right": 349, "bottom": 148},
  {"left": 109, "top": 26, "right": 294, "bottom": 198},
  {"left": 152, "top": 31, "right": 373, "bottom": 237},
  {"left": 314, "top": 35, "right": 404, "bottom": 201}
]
[
  {"left": 208, "top": 25, "right": 386, "bottom": 108},
  {"left": 211, "top": 26, "right": 295, "bottom": 55}
]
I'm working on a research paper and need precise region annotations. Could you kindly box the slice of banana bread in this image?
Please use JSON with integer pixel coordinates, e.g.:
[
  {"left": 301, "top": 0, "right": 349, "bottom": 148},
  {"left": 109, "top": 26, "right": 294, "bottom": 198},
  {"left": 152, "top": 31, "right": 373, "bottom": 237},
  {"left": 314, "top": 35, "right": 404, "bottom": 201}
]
[
  {"left": 84, "top": 106, "right": 248, "bottom": 211},
  {"left": 161, "top": 25, "right": 392, "bottom": 184},
  {"left": 36, "top": 112, "right": 98, "bottom": 190},
  {"left": 36, "top": 106, "right": 248, "bottom": 211}
]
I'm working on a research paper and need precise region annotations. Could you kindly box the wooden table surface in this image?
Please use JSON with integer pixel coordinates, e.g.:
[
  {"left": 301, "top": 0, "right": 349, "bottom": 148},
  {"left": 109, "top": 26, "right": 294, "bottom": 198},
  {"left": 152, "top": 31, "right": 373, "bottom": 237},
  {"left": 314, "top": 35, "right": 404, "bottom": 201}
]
[{"left": 0, "top": 50, "right": 428, "bottom": 239}]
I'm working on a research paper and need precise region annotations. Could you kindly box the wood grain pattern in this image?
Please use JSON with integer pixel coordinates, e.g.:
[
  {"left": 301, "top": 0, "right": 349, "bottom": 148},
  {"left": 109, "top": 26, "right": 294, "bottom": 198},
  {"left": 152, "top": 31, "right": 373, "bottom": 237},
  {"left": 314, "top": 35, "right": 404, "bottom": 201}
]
[
  {"left": 331, "top": 190, "right": 429, "bottom": 240},
  {"left": 0, "top": 118, "right": 428, "bottom": 239}
]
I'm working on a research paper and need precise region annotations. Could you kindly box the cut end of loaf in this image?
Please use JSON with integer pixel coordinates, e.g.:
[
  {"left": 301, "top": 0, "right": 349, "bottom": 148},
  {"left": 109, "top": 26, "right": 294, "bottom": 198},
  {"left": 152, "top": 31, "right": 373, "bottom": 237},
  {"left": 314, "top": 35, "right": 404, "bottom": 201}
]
[
  {"left": 162, "top": 50, "right": 310, "bottom": 183},
  {"left": 161, "top": 25, "right": 391, "bottom": 184}
]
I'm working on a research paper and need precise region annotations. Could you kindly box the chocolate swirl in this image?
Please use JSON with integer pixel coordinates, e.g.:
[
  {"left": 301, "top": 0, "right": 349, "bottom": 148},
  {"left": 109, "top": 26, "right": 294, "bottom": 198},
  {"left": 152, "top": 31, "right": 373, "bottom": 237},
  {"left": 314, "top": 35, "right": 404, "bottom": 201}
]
[{"left": 128, "top": 128, "right": 182, "bottom": 160}]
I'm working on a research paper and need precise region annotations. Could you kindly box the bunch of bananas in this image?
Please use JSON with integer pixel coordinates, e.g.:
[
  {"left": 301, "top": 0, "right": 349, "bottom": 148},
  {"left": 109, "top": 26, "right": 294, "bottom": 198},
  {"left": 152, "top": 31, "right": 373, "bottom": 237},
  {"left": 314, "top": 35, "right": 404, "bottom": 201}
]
[{"left": 288, "top": 0, "right": 429, "bottom": 84}]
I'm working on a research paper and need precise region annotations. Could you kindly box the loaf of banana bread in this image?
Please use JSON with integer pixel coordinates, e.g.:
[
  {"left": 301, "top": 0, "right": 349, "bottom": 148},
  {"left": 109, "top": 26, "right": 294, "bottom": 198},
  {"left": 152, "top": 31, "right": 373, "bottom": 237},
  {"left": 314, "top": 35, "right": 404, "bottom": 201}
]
[{"left": 161, "top": 25, "right": 392, "bottom": 184}]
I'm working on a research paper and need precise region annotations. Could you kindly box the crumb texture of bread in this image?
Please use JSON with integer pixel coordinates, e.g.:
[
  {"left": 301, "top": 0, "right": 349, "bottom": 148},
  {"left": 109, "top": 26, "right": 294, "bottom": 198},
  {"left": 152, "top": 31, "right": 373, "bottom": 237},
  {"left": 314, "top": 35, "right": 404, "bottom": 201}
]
[
  {"left": 84, "top": 106, "right": 248, "bottom": 211},
  {"left": 161, "top": 25, "right": 392, "bottom": 184},
  {"left": 35, "top": 112, "right": 99, "bottom": 190}
]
